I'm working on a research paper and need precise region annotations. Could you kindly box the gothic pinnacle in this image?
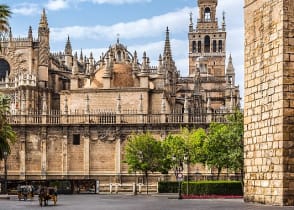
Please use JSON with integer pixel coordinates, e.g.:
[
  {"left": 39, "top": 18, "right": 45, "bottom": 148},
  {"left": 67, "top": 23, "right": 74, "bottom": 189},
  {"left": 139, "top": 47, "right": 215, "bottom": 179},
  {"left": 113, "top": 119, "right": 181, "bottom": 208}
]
[
  {"left": 65, "top": 35, "right": 72, "bottom": 55},
  {"left": 39, "top": 8, "right": 48, "bottom": 28},
  {"left": 163, "top": 27, "right": 172, "bottom": 58}
]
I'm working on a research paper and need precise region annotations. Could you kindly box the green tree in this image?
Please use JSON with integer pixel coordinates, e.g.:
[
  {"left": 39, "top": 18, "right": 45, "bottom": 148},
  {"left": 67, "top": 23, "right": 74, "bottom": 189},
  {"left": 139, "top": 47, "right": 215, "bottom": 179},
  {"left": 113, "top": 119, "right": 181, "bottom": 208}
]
[
  {"left": 226, "top": 110, "right": 244, "bottom": 175},
  {"left": 0, "top": 4, "right": 12, "bottom": 50},
  {"left": 0, "top": 94, "right": 17, "bottom": 160},
  {"left": 204, "top": 111, "right": 244, "bottom": 180},
  {"left": 163, "top": 128, "right": 207, "bottom": 167},
  {"left": 204, "top": 123, "right": 231, "bottom": 179},
  {"left": 182, "top": 127, "right": 207, "bottom": 165},
  {"left": 124, "top": 132, "right": 165, "bottom": 194}
]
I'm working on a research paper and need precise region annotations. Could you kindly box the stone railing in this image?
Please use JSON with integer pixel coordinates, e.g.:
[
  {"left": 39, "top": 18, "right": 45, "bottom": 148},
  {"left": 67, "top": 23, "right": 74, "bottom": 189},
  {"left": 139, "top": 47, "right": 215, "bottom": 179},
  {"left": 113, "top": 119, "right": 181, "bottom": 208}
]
[{"left": 7, "top": 109, "right": 233, "bottom": 125}]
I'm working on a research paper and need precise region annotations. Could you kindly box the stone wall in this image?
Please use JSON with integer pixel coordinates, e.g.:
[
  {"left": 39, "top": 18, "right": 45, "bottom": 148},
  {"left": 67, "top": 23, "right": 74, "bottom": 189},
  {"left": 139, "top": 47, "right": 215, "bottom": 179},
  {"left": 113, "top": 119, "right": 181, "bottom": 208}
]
[
  {"left": 244, "top": 0, "right": 294, "bottom": 206},
  {"left": 6, "top": 124, "right": 185, "bottom": 183}
]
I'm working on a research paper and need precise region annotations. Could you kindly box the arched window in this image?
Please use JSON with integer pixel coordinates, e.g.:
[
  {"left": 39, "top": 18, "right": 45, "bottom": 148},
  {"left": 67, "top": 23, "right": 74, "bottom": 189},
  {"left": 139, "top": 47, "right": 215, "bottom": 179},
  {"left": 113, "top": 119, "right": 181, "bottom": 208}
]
[
  {"left": 198, "top": 41, "right": 202, "bottom": 53},
  {"left": 192, "top": 41, "right": 196, "bottom": 53},
  {"left": 213, "top": 40, "right": 217, "bottom": 52},
  {"left": 204, "top": 7, "right": 211, "bottom": 21},
  {"left": 204, "top": 36, "right": 210, "bottom": 53},
  {"left": 117, "top": 51, "right": 122, "bottom": 61},
  {"left": 218, "top": 40, "right": 223, "bottom": 52},
  {"left": 0, "top": 59, "right": 10, "bottom": 80}
]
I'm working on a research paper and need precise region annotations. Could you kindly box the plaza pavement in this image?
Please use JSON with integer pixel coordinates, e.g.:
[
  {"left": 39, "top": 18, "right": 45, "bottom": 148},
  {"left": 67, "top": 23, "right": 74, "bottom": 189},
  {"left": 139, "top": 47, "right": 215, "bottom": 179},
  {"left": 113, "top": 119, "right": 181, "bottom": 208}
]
[{"left": 0, "top": 194, "right": 293, "bottom": 210}]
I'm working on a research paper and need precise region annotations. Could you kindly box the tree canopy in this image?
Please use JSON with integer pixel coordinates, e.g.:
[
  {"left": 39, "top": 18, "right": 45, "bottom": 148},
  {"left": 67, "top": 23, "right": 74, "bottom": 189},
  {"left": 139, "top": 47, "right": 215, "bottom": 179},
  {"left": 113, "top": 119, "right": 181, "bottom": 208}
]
[
  {"left": 204, "top": 110, "right": 244, "bottom": 177},
  {"left": 0, "top": 5, "right": 11, "bottom": 33},
  {"left": 124, "top": 132, "right": 166, "bottom": 194}
]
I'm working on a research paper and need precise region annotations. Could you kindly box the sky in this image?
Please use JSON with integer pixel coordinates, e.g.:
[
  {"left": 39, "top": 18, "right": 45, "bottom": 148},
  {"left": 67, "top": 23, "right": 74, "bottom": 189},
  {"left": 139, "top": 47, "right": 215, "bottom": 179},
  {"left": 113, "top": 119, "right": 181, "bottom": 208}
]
[{"left": 2, "top": 0, "right": 244, "bottom": 100}]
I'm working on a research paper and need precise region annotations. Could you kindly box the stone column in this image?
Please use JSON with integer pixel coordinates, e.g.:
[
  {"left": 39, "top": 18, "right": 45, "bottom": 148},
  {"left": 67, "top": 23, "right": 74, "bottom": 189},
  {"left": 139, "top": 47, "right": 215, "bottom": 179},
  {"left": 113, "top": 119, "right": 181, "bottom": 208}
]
[
  {"left": 84, "top": 134, "right": 90, "bottom": 178},
  {"left": 41, "top": 129, "right": 47, "bottom": 180},
  {"left": 19, "top": 131, "right": 26, "bottom": 180},
  {"left": 62, "top": 135, "right": 68, "bottom": 178},
  {"left": 115, "top": 139, "right": 121, "bottom": 176},
  {"left": 41, "top": 139, "right": 47, "bottom": 179}
]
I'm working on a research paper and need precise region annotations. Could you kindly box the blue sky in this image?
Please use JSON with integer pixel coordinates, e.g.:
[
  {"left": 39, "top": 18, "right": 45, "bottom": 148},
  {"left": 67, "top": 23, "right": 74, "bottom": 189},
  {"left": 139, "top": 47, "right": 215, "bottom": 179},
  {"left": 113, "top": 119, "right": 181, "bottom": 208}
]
[{"left": 2, "top": 0, "right": 244, "bottom": 99}]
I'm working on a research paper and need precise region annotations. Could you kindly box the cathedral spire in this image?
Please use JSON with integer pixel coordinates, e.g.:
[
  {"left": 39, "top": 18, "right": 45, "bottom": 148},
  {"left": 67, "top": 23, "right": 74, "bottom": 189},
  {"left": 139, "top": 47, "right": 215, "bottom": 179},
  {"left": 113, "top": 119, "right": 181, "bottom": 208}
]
[
  {"left": 79, "top": 49, "right": 83, "bottom": 62},
  {"left": 226, "top": 54, "right": 235, "bottom": 73},
  {"left": 65, "top": 36, "right": 72, "bottom": 55},
  {"left": 163, "top": 27, "right": 172, "bottom": 58},
  {"left": 28, "top": 26, "right": 33, "bottom": 39},
  {"left": 189, "top": 12, "right": 194, "bottom": 32},
  {"left": 226, "top": 53, "right": 235, "bottom": 85},
  {"left": 39, "top": 8, "right": 48, "bottom": 28},
  {"left": 222, "top": 11, "right": 226, "bottom": 31},
  {"left": 9, "top": 27, "right": 12, "bottom": 40}
]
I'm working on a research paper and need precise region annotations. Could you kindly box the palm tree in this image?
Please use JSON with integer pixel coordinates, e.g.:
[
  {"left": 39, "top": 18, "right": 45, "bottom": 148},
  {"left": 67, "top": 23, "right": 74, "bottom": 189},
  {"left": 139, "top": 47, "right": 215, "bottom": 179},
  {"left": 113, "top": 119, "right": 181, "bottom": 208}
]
[
  {"left": 0, "top": 4, "right": 11, "bottom": 33},
  {"left": 0, "top": 94, "right": 16, "bottom": 160},
  {"left": 0, "top": 4, "right": 12, "bottom": 51}
]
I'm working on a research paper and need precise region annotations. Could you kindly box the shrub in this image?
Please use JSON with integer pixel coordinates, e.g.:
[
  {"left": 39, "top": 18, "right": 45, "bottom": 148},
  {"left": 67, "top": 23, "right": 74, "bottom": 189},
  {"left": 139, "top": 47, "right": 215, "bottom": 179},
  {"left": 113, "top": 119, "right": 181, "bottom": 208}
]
[
  {"left": 158, "top": 181, "right": 179, "bottom": 193},
  {"left": 182, "top": 181, "right": 243, "bottom": 195}
]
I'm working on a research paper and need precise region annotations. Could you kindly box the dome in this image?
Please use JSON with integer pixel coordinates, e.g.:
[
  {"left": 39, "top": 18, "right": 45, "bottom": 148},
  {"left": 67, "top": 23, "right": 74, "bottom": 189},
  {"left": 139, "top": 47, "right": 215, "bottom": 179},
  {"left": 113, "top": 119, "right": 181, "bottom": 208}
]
[
  {"left": 90, "top": 63, "right": 135, "bottom": 88},
  {"left": 112, "top": 63, "right": 135, "bottom": 87}
]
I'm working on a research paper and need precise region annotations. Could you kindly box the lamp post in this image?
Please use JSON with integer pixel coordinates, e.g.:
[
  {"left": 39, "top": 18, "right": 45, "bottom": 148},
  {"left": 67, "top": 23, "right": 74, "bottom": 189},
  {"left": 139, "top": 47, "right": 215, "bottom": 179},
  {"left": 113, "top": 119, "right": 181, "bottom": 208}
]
[
  {"left": 172, "top": 156, "right": 183, "bottom": 199},
  {"left": 3, "top": 151, "right": 8, "bottom": 194},
  {"left": 184, "top": 154, "right": 189, "bottom": 196}
]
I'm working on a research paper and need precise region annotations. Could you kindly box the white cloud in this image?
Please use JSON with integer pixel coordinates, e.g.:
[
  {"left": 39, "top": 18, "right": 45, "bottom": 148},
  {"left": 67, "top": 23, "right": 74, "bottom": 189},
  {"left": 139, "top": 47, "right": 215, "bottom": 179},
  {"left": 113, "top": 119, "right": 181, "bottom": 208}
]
[
  {"left": 50, "top": 3, "right": 244, "bottom": 100},
  {"left": 46, "top": 0, "right": 70, "bottom": 11},
  {"left": 12, "top": 3, "right": 40, "bottom": 16},
  {"left": 51, "top": 7, "right": 193, "bottom": 41},
  {"left": 84, "top": 0, "right": 151, "bottom": 4}
]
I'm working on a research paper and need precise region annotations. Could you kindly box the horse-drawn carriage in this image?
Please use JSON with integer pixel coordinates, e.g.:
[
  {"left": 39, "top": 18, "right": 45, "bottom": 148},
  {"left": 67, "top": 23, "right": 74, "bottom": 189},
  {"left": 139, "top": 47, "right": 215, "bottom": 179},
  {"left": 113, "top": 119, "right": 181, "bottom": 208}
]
[
  {"left": 39, "top": 187, "right": 57, "bottom": 206},
  {"left": 17, "top": 185, "right": 34, "bottom": 201}
]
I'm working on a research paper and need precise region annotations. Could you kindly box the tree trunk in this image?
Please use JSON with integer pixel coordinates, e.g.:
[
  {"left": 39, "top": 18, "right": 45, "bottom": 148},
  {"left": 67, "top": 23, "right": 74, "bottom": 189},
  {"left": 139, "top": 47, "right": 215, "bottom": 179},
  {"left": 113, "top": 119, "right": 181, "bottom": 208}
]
[
  {"left": 217, "top": 167, "right": 222, "bottom": 180},
  {"left": 145, "top": 171, "right": 149, "bottom": 195}
]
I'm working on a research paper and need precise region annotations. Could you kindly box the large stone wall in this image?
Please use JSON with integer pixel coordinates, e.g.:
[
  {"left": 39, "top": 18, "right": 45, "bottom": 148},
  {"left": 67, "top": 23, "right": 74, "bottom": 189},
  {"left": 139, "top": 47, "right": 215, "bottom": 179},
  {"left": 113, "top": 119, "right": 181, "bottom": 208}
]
[
  {"left": 5, "top": 124, "right": 185, "bottom": 183},
  {"left": 244, "top": 0, "right": 294, "bottom": 206}
]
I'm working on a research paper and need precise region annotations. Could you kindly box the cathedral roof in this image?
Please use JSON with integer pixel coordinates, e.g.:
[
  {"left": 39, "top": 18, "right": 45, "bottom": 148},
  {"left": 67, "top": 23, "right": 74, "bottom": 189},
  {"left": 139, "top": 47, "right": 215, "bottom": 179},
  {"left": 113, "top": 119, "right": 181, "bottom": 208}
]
[{"left": 90, "top": 63, "right": 135, "bottom": 88}]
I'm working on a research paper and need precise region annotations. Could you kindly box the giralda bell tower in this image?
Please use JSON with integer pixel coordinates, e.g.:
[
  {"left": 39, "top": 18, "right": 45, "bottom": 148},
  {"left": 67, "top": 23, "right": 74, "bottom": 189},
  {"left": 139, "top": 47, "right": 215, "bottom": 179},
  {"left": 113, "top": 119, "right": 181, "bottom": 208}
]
[{"left": 188, "top": 0, "right": 226, "bottom": 77}]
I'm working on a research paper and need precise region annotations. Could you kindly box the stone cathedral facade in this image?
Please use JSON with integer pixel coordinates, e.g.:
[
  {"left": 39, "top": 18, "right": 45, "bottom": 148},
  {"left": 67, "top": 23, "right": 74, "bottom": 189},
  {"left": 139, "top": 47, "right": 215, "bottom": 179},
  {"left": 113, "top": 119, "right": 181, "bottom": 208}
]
[{"left": 0, "top": 0, "right": 240, "bottom": 191}]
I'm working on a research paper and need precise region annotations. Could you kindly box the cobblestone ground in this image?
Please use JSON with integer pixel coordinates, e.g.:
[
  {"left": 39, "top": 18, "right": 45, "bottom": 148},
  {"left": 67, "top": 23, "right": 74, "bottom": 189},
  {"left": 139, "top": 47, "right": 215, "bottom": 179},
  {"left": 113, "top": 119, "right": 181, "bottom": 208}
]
[{"left": 0, "top": 195, "right": 293, "bottom": 210}]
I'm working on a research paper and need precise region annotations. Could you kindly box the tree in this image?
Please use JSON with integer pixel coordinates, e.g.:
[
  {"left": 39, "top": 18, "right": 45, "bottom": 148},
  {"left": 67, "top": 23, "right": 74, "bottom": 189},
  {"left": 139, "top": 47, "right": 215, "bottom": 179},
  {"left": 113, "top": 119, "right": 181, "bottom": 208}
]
[
  {"left": 181, "top": 127, "right": 207, "bottom": 165},
  {"left": 204, "top": 110, "right": 244, "bottom": 179},
  {"left": 204, "top": 123, "right": 231, "bottom": 179},
  {"left": 0, "top": 5, "right": 11, "bottom": 32},
  {"left": 124, "top": 132, "right": 165, "bottom": 194},
  {"left": 0, "top": 94, "right": 16, "bottom": 160},
  {"left": 226, "top": 110, "right": 244, "bottom": 175},
  {"left": 0, "top": 4, "right": 12, "bottom": 50},
  {"left": 163, "top": 128, "right": 207, "bottom": 166}
]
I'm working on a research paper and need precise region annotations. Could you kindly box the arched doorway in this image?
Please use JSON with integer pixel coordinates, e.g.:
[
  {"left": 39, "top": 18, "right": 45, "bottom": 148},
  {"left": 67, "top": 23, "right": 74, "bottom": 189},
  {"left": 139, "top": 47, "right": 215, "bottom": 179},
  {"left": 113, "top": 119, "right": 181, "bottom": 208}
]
[{"left": 0, "top": 59, "right": 10, "bottom": 80}]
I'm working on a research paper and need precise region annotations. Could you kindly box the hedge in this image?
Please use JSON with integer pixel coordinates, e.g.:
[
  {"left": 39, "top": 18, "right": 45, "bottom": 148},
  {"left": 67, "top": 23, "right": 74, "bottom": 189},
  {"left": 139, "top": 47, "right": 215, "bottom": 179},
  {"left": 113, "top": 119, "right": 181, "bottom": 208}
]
[
  {"left": 158, "top": 181, "right": 179, "bottom": 193},
  {"left": 159, "top": 181, "right": 243, "bottom": 195}
]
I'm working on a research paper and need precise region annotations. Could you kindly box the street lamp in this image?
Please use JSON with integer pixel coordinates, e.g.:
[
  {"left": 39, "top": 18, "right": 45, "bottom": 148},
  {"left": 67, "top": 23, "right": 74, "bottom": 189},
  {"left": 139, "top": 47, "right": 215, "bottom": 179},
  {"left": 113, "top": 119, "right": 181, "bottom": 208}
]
[
  {"left": 172, "top": 156, "right": 183, "bottom": 199},
  {"left": 3, "top": 151, "right": 8, "bottom": 194},
  {"left": 184, "top": 154, "right": 189, "bottom": 196}
]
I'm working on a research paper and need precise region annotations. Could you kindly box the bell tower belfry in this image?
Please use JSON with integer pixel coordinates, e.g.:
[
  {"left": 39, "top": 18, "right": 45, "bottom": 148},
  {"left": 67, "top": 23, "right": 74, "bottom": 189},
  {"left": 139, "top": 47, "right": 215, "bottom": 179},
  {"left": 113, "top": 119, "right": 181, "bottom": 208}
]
[{"left": 188, "top": 0, "right": 226, "bottom": 77}]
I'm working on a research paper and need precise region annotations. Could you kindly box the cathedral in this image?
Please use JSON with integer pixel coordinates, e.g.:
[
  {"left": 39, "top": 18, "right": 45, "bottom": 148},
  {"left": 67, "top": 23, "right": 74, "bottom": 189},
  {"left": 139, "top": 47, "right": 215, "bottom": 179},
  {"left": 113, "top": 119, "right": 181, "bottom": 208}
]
[{"left": 0, "top": 0, "right": 240, "bottom": 192}]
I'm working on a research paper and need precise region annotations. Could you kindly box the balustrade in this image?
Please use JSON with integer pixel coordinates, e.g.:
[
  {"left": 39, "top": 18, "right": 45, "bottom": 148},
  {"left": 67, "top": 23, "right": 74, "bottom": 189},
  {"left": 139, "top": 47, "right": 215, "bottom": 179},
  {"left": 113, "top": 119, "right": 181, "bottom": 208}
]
[{"left": 7, "top": 109, "right": 234, "bottom": 125}]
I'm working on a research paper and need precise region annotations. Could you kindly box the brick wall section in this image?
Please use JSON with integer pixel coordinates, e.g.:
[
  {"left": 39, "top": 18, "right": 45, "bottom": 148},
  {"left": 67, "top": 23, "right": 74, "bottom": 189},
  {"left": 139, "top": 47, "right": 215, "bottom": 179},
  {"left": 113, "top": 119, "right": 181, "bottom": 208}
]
[
  {"left": 283, "top": 0, "right": 294, "bottom": 206},
  {"left": 244, "top": 0, "right": 294, "bottom": 205}
]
